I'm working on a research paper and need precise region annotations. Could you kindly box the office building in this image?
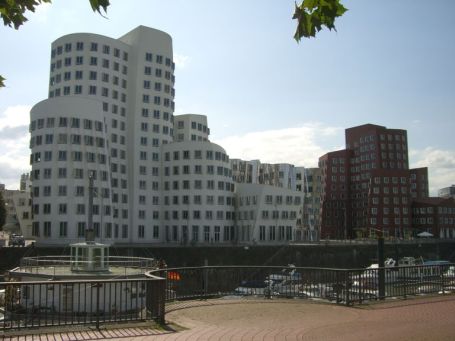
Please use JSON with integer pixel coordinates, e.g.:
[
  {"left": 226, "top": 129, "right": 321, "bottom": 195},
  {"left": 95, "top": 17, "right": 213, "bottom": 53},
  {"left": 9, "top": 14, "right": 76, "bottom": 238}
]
[
  {"left": 319, "top": 124, "right": 429, "bottom": 239},
  {"left": 29, "top": 26, "right": 303, "bottom": 246}
]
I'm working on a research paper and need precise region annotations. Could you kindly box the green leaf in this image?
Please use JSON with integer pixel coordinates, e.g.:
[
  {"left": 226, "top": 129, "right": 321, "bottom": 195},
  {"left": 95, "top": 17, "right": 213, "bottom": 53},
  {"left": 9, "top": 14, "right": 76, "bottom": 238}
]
[
  {"left": 293, "top": 0, "right": 347, "bottom": 42},
  {"left": 0, "top": 0, "right": 52, "bottom": 29},
  {"left": 0, "top": 75, "right": 5, "bottom": 88},
  {"left": 89, "top": 0, "right": 110, "bottom": 15}
]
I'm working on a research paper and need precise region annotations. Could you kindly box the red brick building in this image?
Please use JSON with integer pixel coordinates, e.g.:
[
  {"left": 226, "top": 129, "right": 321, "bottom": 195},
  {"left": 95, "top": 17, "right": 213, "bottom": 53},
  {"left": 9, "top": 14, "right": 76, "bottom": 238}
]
[
  {"left": 319, "top": 150, "right": 350, "bottom": 239},
  {"left": 412, "top": 197, "right": 455, "bottom": 239},
  {"left": 319, "top": 124, "right": 428, "bottom": 239}
]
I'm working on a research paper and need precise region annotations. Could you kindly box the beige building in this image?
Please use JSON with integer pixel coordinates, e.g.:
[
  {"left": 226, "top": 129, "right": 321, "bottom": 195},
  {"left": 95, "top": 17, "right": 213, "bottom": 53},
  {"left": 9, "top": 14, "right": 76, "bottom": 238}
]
[{"left": 0, "top": 174, "right": 33, "bottom": 238}]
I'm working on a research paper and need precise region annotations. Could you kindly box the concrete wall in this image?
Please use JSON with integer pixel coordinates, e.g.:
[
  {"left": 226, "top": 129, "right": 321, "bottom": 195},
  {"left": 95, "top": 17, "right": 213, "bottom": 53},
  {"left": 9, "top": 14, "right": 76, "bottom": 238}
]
[{"left": 2, "top": 241, "right": 454, "bottom": 274}]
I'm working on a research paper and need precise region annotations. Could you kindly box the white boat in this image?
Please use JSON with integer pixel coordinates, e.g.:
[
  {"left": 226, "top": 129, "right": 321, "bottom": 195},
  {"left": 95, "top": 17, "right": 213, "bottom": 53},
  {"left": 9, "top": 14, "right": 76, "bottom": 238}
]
[
  {"left": 234, "top": 265, "right": 302, "bottom": 297},
  {"left": 353, "top": 257, "right": 451, "bottom": 289}
]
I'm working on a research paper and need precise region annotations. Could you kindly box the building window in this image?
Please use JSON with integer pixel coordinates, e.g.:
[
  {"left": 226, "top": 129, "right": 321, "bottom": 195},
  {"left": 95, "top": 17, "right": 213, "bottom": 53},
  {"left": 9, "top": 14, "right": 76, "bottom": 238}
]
[
  {"left": 32, "top": 222, "right": 40, "bottom": 237},
  {"left": 59, "top": 222, "right": 67, "bottom": 237},
  {"left": 259, "top": 226, "right": 266, "bottom": 241},
  {"left": 43, "top": 222, "right": 51, "bottom": 237},
  {"left": 78, "top": 222, "right": 86, "bottom": 237},
  {"left": 138, "top": 225, "right": 145, "bottom": 238}
]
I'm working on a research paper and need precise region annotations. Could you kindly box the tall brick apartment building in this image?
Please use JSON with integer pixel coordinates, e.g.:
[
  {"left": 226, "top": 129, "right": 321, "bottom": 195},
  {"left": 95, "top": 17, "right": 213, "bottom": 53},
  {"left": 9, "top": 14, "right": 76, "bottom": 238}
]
[{"left": 319, "top": 124, "right": 429, "bottom": 239}]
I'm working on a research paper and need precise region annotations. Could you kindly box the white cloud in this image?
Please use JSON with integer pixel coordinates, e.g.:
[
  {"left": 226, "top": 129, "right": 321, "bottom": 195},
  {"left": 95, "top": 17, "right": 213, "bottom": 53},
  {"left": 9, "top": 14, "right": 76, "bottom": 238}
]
[
  {"left": 410, "top": 147, "right": 455, "bottom": 196},
  {"left": 0, "top": 106, "right": 31, "bottom": 189},
  {"left": 173, "top": 53, "right": 189, "bottom": 69},
  {"left": 213, "top": 123, "right": 343, "bottom": 168},
  {"left": 0, "top": 105, "right": 31, "bottom": 129}
]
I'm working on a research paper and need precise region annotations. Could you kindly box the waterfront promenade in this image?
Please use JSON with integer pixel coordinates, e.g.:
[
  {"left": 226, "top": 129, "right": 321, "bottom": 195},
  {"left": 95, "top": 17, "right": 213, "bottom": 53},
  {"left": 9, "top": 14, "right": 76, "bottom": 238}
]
[{"left": 2, "top": 295, "right": 455, "bottom": 340}]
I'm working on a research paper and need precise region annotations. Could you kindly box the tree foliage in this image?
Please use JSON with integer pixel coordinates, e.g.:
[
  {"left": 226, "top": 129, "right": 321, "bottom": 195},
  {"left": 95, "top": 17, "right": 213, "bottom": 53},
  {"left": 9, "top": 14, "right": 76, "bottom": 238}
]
[
  {"left": 293, "top": 0, "right": 347, "bottom": 42},
  {"left": 0, "top": 0, "right": 110, "bottom": 87},
  {"left": 0, "top": 192, "right": 6, "bottom": 231},
  {"left": 0, "top": 0, "right": 109, "bottom": 29}
]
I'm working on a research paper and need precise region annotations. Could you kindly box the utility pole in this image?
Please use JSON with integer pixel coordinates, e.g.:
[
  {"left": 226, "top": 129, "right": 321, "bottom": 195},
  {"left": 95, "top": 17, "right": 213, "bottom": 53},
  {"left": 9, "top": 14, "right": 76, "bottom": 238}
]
[{"left": 86, "top": 173, "right": 95, "bottom": 243}]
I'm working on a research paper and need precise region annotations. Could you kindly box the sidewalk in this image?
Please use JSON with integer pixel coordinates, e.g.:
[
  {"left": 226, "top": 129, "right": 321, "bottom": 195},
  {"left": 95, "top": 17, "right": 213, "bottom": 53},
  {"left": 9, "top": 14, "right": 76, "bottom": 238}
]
[{"left": 2, "top": 295, "right": 455, "bottom": 340}]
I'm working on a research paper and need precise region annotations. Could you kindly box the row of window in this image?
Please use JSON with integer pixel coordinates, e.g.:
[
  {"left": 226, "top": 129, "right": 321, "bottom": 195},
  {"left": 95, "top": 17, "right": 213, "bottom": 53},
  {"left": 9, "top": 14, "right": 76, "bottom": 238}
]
[
  {"left": 50, "top": 70, "right": 128, "bottom": 88},
  {"left": 33, "top": 202, "right": 112, "bottom": 215},
  {"left": 370, "top": 217, "right": 410, "bottom": 225},
  {"left": 163, "top": 210, "right": 234, "bottom": 221},
  {"left": 34, "top": 203, "right": 132, "bottom": 219},
  {"left": 142, "top": 80, "right": 174, "bottom": 95},
  {"left": 30, "top": 150, "right": 108, "bottom": 164},
  {"left": 32, "top": 221, "right": 132, "bottom": 239},
  {"left": 51, "top": 57, "right": 128, "bottom": 76},
  {"left": 258, "top": 225, "right": 293, "bottom": 241},
  {"left": 52, "top": 42, "right": 128, "bottom": 60},
  {"left": 160, "top": 194, "right": 233, "bottom": 206},
  {"left": 141, "top": 94, "right": 174, "bottom": 109},
  {"left": 371, "top": 196, "right": 409, "bottom": 205},
  {"left": 164, "top": 225, "right": 235, "bottom": 242},
  {"left": 139, "top": 121, "right": 172, "bottom": 134},
  {"left": 164, "top": 150, "right": 229, "bottom": 162},
  {"left": 31, "top": 134, "right": 107, "bottom": 148},
  {"left": 176, "top": 120, "right": 209, "bottom": 133},
  {"left": 259, "top": 210, "right": 298, "bottom": 220},
  {"left": 30, "top": 117, "right": 104, "bottom": 131},
  {"left": 49, "top": 85, "right": 128, "bottom": 101},
  {"left": 370, "top": 207, "right": 409, "bottom": 215},
  {"left": 31, "top": 166, "right": 127, "bottom": 184},
  {"left": 143, "top": 67, "right": 174, "bottom": 82},
  {"left": 144, "top": 52, "right": 173, "bottom": 68},
  {"left": 371, "top": 186, "right": 409, "bottom": 195},
  {"left": 179, "top": 134, "right": 208, "bottom": 142},
  {"left": 264, "top": 195, "right": 302, "bottom": 206},
  {"left": 412, "top": 206, "right": 455, "bottom": 215},
  {"left": 163, "top": 165, "right": 231, "bottom": 177},
  {"left": 161, "top": 180, "right": 234, "bottom": 192}
]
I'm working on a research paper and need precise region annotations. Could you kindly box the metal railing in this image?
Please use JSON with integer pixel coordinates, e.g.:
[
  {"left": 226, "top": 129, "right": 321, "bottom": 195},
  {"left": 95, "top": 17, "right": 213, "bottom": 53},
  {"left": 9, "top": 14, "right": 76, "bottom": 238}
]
[
  {"left": 1, "top": 263, "right": 454, "bottom": 333},
  {"left": 19, "top": 256, "right": 158, "bottom": 269},
  {"left": 0, "top": 276, "right": 166, "bottom": 332},
  {"left": 148, "top": 263, "right": 455, "bottom": 307}
]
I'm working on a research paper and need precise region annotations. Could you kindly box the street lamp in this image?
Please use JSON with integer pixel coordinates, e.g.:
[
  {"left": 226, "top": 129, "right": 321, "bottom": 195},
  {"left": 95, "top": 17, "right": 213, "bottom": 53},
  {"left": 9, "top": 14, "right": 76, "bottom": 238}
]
[{"left": 370, "top": 227, "right": 385, "bottom": 299}]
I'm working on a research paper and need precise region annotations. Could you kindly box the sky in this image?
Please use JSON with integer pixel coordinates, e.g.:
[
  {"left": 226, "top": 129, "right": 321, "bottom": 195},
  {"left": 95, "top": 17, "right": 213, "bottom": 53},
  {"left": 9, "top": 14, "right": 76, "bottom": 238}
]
[{"left": 0, "top": 0, "right": 454, "bottom": 195}]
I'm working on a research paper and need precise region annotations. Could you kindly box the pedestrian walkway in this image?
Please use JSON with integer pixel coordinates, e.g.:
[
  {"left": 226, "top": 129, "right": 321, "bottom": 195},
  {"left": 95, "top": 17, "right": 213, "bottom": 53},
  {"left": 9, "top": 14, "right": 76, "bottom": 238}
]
[{"left": 2, "top": 295, "right": 455, "bottom": 340}]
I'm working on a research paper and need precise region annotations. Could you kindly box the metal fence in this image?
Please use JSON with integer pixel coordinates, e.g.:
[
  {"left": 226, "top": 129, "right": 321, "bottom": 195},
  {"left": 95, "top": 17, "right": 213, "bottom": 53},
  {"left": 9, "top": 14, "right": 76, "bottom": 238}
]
[
  {"left": 1, "top": 263, "right": 454, "bottom": 333},
  {"left": 19, "top": 256, "right": 157, "bottom": 272},
  {"left": 0, "top": 277, "right": 165, "bottom": 332},
  {"left": 148, "top": 263, "right": 455, "bottom": 308}
]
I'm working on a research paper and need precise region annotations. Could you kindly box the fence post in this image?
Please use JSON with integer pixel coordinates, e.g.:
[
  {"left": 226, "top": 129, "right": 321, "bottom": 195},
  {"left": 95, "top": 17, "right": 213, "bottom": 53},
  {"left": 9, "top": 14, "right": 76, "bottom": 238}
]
[
  {"left": 203, "top": 260, "right": 209, "bottom": 298},
  {"left": 345, "top": 270, "right": 350, "bottom": 306},
  {"left": 377, "top": 236, "right": 385, "bottom": 300},
  {"left": 95, "top": 282, "right": 101, "bottom": 330},
  {"left": 403, "top": 266, "right": 407, "bottom": 299},
  {"left": 440, "top": 265, "right": 445, "bottom": 295},
  {"left": 146, "top": 277, "right": 165, "bottom": 324}
]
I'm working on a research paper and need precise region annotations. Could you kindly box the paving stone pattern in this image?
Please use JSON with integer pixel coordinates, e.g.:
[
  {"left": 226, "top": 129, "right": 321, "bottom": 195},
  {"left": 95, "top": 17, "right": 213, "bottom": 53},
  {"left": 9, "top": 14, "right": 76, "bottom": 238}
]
[{"left": 3, "top": 295, "right": 455, "bottom": 341}]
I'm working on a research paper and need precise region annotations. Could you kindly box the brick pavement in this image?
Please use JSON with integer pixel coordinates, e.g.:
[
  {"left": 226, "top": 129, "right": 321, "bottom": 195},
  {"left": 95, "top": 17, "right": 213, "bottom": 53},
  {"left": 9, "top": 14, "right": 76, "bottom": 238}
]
[{"left": 2, "top": 295, "right": 455, "bottom": 340}]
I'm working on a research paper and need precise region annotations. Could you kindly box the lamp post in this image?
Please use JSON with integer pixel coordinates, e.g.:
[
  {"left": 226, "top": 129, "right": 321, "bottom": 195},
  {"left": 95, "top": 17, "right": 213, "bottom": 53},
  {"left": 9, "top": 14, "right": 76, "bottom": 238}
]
[
  {"left": 377, "top": 230, "right": 385, "bottom": 299},
  {"left": 343, "top": 205, "right": 347, "bottom": 241},
  {"left": 370, "top": 227, "right": 385, "bottom": 299}
]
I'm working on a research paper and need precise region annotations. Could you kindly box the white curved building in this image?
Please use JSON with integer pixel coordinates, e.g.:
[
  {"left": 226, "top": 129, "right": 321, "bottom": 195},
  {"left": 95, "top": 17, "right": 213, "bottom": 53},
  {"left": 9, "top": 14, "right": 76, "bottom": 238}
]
[
  {"left": 161, "top": 141, "right": 235, "bottom": 244},
  {"left": 30, "top": 26, "right": 175, "bottom": 245},
  {"left": 29, "top": 26, "right": 303, "bottom": 246},
  {"left": 30, "top": 97, "right": 113, "bottom": 243}
]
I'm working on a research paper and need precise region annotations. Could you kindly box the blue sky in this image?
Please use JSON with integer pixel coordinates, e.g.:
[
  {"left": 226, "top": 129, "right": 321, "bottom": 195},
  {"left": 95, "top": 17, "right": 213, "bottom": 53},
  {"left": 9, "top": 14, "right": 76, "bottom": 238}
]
[{"left": 0, "top": 0, "right": 454, "bottom": 194}]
